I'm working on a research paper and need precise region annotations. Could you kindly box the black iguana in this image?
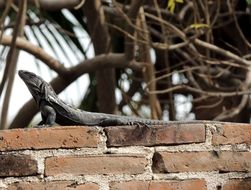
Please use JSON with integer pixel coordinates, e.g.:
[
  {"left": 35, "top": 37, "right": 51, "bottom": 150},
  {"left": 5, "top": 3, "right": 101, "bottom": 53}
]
[{"left": 18, "top": 70, "right": 169, "bottom": 127}]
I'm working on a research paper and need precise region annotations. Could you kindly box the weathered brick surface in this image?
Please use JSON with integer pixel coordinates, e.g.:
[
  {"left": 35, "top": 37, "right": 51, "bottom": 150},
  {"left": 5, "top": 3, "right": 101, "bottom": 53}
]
[
  {"left": 105, "top": 123, "right": 205, "bottom": 147},
  {"left": 0, "top": 154, "right": 37, "bottom": 177},
  {"left": 223, "top": 179, "right": 251, "bottom": 190},
  {"left": 110, "top": 181, "right": 149, "bottom": 190},
  {"left": 152, "top": 151, "right": 251, "bottom": 173},
  {"left": 0, "top": 126, "right": 99, "bottom": 151},
  {"left": 45, "top": 155, "right": 147, "bottom": 176},
  {"left": 1, "top": 123, "right": 250, "bottom": 189},
  {"left": 149, "top": 180, "right": 207, "bottom": 190},
  {"left": 110, "top": 179, "right": 207, "bottom": 190},
  {"left": 212, "top": 123, "right": 251, "bottom": 145},
  {"left": 8, "top": 181, "right": 99, "bottom": 190}
]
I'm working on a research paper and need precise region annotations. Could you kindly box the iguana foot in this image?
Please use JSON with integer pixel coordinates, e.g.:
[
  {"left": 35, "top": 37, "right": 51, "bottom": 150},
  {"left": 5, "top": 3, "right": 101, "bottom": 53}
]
[{"left": 33, "top": 124, "right": 52, "bottom": 128}]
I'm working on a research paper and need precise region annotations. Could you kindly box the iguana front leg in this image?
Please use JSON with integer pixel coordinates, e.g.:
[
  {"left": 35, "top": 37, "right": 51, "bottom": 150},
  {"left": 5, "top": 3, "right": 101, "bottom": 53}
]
[{"left": 38, "top": 103, "right": 56, "bottom": 126}]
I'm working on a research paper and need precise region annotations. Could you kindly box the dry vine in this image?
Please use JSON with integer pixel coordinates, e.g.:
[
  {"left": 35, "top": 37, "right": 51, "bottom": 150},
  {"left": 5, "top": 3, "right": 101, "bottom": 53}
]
[{"left": 0, "top": 0, "right": 251, "bottom": 128}]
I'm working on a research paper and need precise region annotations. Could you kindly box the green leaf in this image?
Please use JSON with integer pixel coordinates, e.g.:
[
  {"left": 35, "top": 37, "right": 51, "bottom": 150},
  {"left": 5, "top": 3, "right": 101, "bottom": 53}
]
[
  {"left": 190, "top": 23, "right": 209, "bottom": 29},
  {"left": 246, "top": 0, "right": 251, "bottom": 5},
  {"left": 167, "top": 0, "right": 184, "bottom": 14}
]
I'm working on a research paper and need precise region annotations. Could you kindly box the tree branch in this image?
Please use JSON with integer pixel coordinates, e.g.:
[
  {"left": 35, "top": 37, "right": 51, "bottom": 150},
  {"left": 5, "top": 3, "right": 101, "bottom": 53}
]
[
  {"left": 0, "top": 0, "right": 83, "bottom": 11},
  {"left": 82, "top": 0, "right": 116, "bottom": 114},
  {"left": 148, "top": 84, "right": 251, "bottom": 97},
  {"left": 0, "top": 33, "right": 67, "bottom": 75},
  {"left": 0, "top": 0, "right": 27, "bottom": 129},
  {"left": 0, "top": 32, "right": 143, "bottom": 75},
  {"left": 194, "top": 39, "right": 251, "bottom": 66},
  {"left": 124, "top": 0, "right": 145, "bottom": 61},
  {"left": 214, "top": 94, "right": 248, "bottom": 121}
]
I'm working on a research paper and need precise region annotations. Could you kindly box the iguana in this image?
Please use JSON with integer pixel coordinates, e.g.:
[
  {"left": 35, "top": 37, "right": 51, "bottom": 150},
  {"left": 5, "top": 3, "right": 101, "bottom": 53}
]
[{"left": 18, "top": 70, "right": 169, "bottom": 127}]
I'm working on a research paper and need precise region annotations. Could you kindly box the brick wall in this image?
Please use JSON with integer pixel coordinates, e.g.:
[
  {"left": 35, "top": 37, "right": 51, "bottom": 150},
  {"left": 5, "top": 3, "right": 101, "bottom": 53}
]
[{"left": 0, "top": 121, "right": 250, "bottom": 190}]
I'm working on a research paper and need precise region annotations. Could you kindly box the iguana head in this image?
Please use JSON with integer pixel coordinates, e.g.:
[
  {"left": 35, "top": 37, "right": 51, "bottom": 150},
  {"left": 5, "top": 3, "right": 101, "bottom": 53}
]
[{"left": 18, "top": 70, "right": 53, "bottom": 104}]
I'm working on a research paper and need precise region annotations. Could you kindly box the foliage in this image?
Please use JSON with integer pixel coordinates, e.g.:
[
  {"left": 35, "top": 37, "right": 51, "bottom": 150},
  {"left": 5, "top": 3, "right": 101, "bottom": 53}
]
[
  {"left": 0, "top": 0, "right": 251, "bottom": 129},
  {"left": 167, "top": 0, "right": 184, "bottom": 14}
]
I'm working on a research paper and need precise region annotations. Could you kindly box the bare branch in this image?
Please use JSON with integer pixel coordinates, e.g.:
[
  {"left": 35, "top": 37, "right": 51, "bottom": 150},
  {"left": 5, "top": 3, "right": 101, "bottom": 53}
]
[
  {"left": 83, "top": 0, "right": 116, "bottom": 113},
  {"left": 0, "top": 32, "right": 67, "bottom": 75},
  {"left": 124, "top": 0, "right": 144, "bottom": 61},
  {"left": 194, "top": 39, "right": 251, "bottom": 66},
  {"left": 214, "top": 94, "right": 249, "bottom": 121},
  {"left": 148, "top": 84, "right": 251, "bottom": 97},
  {"left": 0, "top": 0, "right": 83, "bottom": 11},
  {"left": 137, "top": 7, "right": 162, "bottom": 119},
  {"left": 0, "top": 0, "right": 27, "bottom": 129}
]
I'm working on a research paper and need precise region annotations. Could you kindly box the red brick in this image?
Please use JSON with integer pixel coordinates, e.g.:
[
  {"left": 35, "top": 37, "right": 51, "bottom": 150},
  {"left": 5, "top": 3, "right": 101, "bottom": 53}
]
[
  {"left": 45, "top": 155, "right": 147, "bottom": 176},
  {"left": 0, "top": 126, "right": 100, "bottom": 151},
  {"left": 8, "top": 181, "right": 99, "bottom": 190},
  {"left": 223, "top": 179, "right": 251, "bottom": 190},
  {"left": 0, "top": 154, "right": 37, "bottom": 177},
  {"left": 149, "top": 180, "right": 207, "bottom": 190},
  {"left": 105, "top": 123, "right": 205, "bottom": 147},
  {"left": 152, "top": 151, "right": 251, "bottom": 173},
  {"left": 110, "top": 181, "right": 148, "bottom": 190},
  {"left": 110, "top": 180, "right": 207, "bottom": 190},
  {"left": 212, "top": 123, "right": 251, "bottom": 145}
]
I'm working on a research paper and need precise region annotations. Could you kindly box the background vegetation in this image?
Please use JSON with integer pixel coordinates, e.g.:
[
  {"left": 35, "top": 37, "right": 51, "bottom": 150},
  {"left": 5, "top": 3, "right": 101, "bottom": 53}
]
[{"left": 1, "top": 0, "right": 251, "bottom": 129}]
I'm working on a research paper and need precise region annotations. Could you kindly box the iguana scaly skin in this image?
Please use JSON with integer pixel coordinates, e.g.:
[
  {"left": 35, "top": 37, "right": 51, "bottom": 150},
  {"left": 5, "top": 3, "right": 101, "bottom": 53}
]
[{"left": 19, "top": 70, "right": 169, "bottom": 127}]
